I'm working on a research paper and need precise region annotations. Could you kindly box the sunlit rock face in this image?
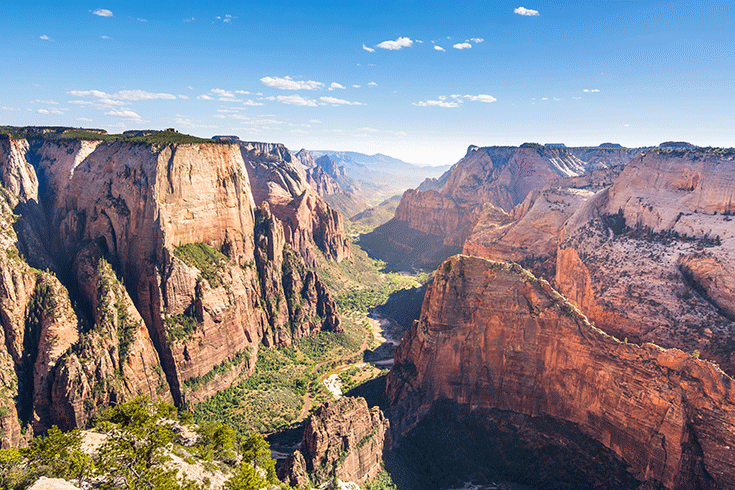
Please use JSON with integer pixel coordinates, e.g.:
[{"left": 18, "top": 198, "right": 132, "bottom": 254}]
[
  {"left": 387, "top": 255, "right": 735, "bottom": 490},
  {"left": 0, "top": 130, "right": 342, "bottom": 443}
]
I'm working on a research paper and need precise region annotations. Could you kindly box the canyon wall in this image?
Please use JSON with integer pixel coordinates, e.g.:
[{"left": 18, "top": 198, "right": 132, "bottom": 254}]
[
  {"left": 0, "top": 129, "right": 342, "bottom": 444},
  {"left": 364, "top": 145, "right": 640, "bottom": 269},
  {"left": 386, "top": 255, "right": 735, "bottom": 489}
]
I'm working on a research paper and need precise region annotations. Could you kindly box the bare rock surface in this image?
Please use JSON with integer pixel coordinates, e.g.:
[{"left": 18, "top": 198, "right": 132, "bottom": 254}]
[
  {"left": 387, "top": 255, "right": 735, "bottom": 490},
  {"left": 279, "top": 396, "right": 388, "bottom": 487}
]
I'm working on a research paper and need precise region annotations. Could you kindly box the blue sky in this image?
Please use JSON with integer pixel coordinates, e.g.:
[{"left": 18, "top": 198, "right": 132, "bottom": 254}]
[{"left": 2, "top": 1, "right": 734, "bottom": 165}]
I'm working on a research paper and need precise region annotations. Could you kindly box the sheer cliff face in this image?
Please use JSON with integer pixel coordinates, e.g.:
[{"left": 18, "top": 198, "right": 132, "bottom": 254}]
[
  {"left": 241, "top": 145, "right": 351, "bottom": 265},
  {"left": 0, "top": 131, "right": 341, "bottom": 444},
  {"left": 384, "top": 145, "right": 640, "bottom": 265},
  {"left": 387, "top": 255, "right": 735, "bottom": 490}
]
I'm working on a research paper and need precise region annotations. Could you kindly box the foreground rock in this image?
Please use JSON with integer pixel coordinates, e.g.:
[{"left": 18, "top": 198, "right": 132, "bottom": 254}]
[
  {"left": 387, "top": 255, "right": 735, "bottom": 490},
  {"left": 279, "top": 396, "right": 388, "bottom": 487}
]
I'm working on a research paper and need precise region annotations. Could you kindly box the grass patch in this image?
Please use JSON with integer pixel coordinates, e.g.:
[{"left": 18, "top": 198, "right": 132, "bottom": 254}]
[{"left": 173, "top": 242, "right": 228, "bottom": 288}]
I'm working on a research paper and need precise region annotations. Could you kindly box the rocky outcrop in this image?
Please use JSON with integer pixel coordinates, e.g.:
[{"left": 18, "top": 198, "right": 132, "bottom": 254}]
[
  {"left": 240, "top": 145, "right": 351, "bottom": 265},
  {"left": 0, "top": 128, "right": 342, "bottom": 439},
  {"left": 555, "top": 149, "right": 735, "bottom": 372},
  {"left": 387, "top": 255, "right": 735, "bottom": 489},
  {"left": 279, "top": 396, "right": 388, "bottom": 487},
  {"left": 368, "top": 145, "right": 640, "bottom": 269}
]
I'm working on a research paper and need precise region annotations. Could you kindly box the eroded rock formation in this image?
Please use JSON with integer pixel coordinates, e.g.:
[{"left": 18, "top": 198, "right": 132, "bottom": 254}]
[
  {"left": 279, "top": 396, "right": 388, "bottom": 487},
  {"left": 0, "top": 128, "right": 342, "bottom": 444},
  {"left": 387, "top": 255, "right": 735, "bottom": 489}
]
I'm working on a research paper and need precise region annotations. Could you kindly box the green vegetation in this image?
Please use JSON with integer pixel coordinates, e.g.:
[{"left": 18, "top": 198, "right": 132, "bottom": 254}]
[
  {"left": 362, "top": 469, "right": 398, "bottom": 490},
  {"left": 164, "top": 312, "right": 199, "bottom": 344},
  {"left": 174, "top": 242, "right": 229, "bottom": 288},
  {"left": 0, "top": 126, "right": 226, "bottom": 146},
  {"left": 0, "top": 397, "right": 283, "bottom": 490},
  {"left": 184, "top": 350, "right": 250, "bottom": 393}
]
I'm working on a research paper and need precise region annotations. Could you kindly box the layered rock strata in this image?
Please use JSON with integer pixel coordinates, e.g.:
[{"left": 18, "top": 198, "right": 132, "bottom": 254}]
[
  {"left": 366, "top": 145, "right": 640, "bottom": 269},
  {"left": 278, "top": 396, "right": 388, "bottom": 487},
  {"left": 0, "top": 128, "right": 342, "bottom": 443},
  {"left": 387, "top": 255, "right": 735, "bottom": 489}
]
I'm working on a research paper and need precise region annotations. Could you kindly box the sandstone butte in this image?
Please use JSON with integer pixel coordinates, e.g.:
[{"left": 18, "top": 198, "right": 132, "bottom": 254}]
[
  {"left": 0, "top": 129, "right": 348, "bottom": 446},
  {"left": 278, "top": 396, "right": 388, "bottom": 487},
  {"left": 386, "top": 255, "right": 735, "bottom": 490}
]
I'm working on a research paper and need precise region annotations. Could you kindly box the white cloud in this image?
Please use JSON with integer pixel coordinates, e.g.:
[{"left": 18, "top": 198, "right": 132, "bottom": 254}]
[
  {"left": 39, "top": 35, "right": 50, "bottom": 40},
  {"left": 235, "top": 90, "right": 250, "bottom": 95},
  {"left": 174, "top": 115, "right": 215, "bottom": 129},
  {"left": 289, "top": 129, "right": 308, "bottom": 134},
  {"left": 309, "top": 119, "right": 322, "bottom": 123},
  {"left": 37, "top": 108, "right": 65, "bottom": 115},
  {"left": 68, "top": 89, "right": 176, "bottom": 101},
  {"left": 319, "top": 96, "right": 363, "bottom": 106},
  {"left": 415, "top": 40, "right": 423, "bottom": 44},
  {"left": 368, "top": 81, "right": 377, "bottom": 86},
  {"left": 76, "top": 117, "right": 93, "bottom": 122},
  {"left": 453, "top": 42, "right": 472, "bottom": 50},
  {"left": 213, "top": 114, "right": 226, "bottom": 119},
  {"left": 197, "top": 94, "right": 214, "bottom": 100},
  {"left": 470, "top": 38, "right": 484, "bottom": 43},
  {"left": 100, "top": 35, "right": 111, "bottom": 40},
  {"left": 514, "top": 6, "right": 539, "bottom": 16},
  {"left": 572, "top": 96, "right": 581, "bottom": 100},
  {"left": 105, "top": 109, "right": 142, "bottom": 119},
  {"left": 394, "top": 131, "right": 407, "bottom": 137},
  {"left": 211, "top": 88, "right": 234, "bottom": 98},
  {"left": 260, "top": 76, "right": 324, "bottom": 90},
  {"left": 376, "top": 37, "right": 413, "bottom": 50},
  {"left": 352, "top": 85, "right": 361, "bottom": 88},
  {"left": 243, "top": 100, "right": 264, "bottom": 106},
  {"left": 329, "top": 83, "right": 346, "bottom": 90},
  {"left": 357, "top": 127, "right": 378, "bottom": 132},
  {"left": 583, "top": 89, "right": 600, "bottom": 92},
  {"left": 31, "top": 99, "right": 59, "bottom": 104},
  {"left": 464, "top": 94, "right": 497, "bottom": 103},
  {"left": 413, "top": 100, "right": 460, "bottom": 108},
  {"left": 434, "top": 45, "right": 445, "bottom": 52},
  {"left": 137, "top": 18, "right": 147, "bottom": 22},
  {"left": 362, "top": 44, "right": 375, "bottom": 53},
  {"left": 265, "top": 95, "right": 319, "bottom": 106},
  {"left": 541, "top": 97, "right": 548, "bottom": 100},
  {"left": 93, "top": 8, "right": 113, "bottom": 17},
  {"left": 177, "top": 94, "right": 189, "bottom": 99}
]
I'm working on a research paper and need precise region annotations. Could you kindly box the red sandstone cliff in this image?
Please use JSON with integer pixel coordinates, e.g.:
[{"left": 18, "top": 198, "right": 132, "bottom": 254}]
[
  {"left": 278, "top": 396, "right": 388, "bottom": 487},
  {"left": 386, "top": 255, "right": 735, "bottom": 489},
  {"left": 0, "top": 128, "right": 342, "bottom": 442}
]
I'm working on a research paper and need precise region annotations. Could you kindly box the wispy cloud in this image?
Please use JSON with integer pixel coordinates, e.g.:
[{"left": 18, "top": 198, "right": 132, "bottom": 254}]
[
  {"left": 463, "top": 94, "right": 497, "bottom": 103},
  {"left": 105, "top": 109, "right": 142, "bottom": 120},
  {"left": 265, "top": 95, "right": 319, "bottom": 106},
  {"left": 470, "top": 38, "right": 484, "bottom": 43},
  {"left": 453, "top": 42, "right": 472, "bottom": 50},
  {"left": 177, "top": 94, "right": 189, "bottom": 99},
  {"left": 261, "top": 76, "right": 324, "bottom": 90},
  {"left": 39, "top": 35, "right": 51, "bottom": 40},
  {"left": 352, "top": 85, "right": 361, "bottom": 88},
  {"left": 310, "top": 119, "right": 322, "bottom": 124},
  {"left": 31, "top": 99, "right": 59, "bottom": 105},
  {"left": 68, "top": 89, "right": 176, "bottom": 101},
  {"left": 197, "top": 94, "right": 214, "bottom": 100},
  {"left": 434, "top": 45, "right": 445, "bottom": 52},
  {"left": 174, "top": 115, "right": 216, "bottom": 129},
  {"left": 413, "top": 100, "right": 460, "bottom": 108},
  {"left": 368, "top": 82, "right": 378, "bottom": 86},
  {"left": 514, "top": 6, "right": 539, "bottom": 16},
  {"left": 376, "top": 36, "right": 413, "bottom": 50},
  {"left": 137, "top": 18, "right": 147, "bottom": 22},
  {"left": 100, "top": 35, "right": 111, "bottom": 40},
  {"left": 362, "top": 44, "right": 375, "bottom": 53},
  {"left": 319, "top": 96, "right": 363, "bottom": 106},
  {"left": 329, "top": 83, "right": 346, "bottom": 90},
  {"left": 37, "top": 108, "right": 65, "bottom": 115},
  {"left": 215, "top": 14, "right": 237, "bottom": 23},
  {"left": 76, "top": 117, "right": 93, "bottom": 122},
  {"left": 92, "top": 8, "right": 113, "bottom": 17},
  {"left": 243, "top": 100, "right": 264, "bottom": 106},
  {"left": 583, "top": 89, "right": 600, "bottom": 92},
  {"left": 235, "top": 90, "right": 250, "bottom": 95},
  {"left": 358, "top": 127, "right": 378, "bottom": 132}
]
